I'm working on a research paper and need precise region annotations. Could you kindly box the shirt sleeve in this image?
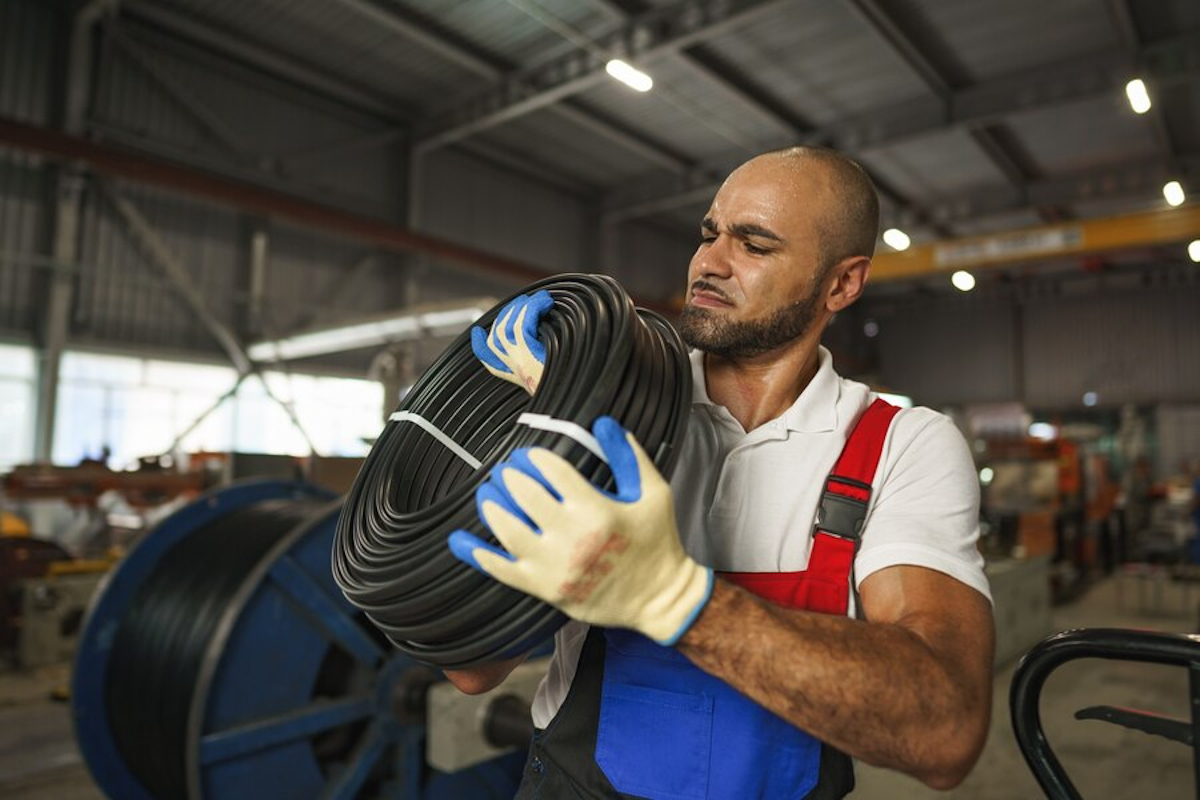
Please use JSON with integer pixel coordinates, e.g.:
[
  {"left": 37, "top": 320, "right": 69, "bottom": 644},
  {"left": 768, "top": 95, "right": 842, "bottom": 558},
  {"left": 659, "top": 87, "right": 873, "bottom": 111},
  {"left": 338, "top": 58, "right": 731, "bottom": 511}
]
[{"left": 854, "top": 407, "right": 992, "bottom": 604}]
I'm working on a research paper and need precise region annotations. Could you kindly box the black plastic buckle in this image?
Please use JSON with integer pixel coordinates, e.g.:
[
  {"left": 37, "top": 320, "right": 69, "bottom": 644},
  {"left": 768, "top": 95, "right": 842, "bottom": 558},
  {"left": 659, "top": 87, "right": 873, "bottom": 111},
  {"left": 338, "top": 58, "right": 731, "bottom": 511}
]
[{"left": 814, "top": 477, "right": 872, "bottom": 542}]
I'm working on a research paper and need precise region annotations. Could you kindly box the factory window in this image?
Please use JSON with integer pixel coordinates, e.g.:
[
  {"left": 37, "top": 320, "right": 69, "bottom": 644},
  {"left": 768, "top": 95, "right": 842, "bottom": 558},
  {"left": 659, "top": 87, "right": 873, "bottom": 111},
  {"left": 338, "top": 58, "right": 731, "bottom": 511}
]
[
  {"left": 53, "top": 352, "right": 239, "bottom": 468},
  {"left": 232, "top": 371, "right": 384, "bottom": 458},
  {"left": 51, "top": 351, "right": 383, "bottom": 468},
  {"left": 0, "top": 342, "right": 37, "bottom": 471}
]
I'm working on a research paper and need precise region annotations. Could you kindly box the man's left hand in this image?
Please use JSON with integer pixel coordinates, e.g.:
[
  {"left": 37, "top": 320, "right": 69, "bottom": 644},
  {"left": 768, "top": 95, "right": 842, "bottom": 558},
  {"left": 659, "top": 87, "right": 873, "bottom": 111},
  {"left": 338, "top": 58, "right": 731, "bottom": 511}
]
[{"left": 449, "top": 417, "right": 712, "bottom": 646}]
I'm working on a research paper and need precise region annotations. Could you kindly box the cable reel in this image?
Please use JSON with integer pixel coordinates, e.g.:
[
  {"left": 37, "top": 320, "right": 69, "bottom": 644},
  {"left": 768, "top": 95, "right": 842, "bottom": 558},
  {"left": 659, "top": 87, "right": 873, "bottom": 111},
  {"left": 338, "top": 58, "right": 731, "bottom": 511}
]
[{"left": 73, "top": 480, "right": 525, "bottom": 800}]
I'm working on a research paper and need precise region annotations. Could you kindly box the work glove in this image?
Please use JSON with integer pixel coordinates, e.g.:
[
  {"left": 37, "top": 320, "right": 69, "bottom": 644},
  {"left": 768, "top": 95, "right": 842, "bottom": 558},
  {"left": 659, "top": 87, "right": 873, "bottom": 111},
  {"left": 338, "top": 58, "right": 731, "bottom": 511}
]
[
  {"left": 470, "top": 291, "right": 554, "bottom": 395},
  {"left": 449, "top": 417, "right": 713, "bottom": 646}
]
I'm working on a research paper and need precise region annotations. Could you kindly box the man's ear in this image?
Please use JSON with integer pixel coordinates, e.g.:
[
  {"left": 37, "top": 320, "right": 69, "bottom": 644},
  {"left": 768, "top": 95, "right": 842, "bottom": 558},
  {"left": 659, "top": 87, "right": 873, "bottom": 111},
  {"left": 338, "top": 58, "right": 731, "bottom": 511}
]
[{"left": 826, "top": 256, "right": 870, "bottom": 313}]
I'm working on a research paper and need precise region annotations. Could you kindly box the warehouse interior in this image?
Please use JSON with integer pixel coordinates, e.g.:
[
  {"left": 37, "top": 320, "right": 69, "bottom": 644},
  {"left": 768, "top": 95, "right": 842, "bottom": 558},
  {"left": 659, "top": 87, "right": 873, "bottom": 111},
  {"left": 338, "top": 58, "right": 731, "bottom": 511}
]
[{"left": 1, "top": 0, "right": 1199, "bottom": 797}]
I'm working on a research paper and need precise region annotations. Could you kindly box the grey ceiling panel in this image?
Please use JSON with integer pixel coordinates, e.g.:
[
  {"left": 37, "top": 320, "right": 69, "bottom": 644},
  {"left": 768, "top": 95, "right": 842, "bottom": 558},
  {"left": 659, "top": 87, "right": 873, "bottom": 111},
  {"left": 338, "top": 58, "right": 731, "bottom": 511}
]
[
  {"left": 901, "top": 0, "right": 1120, "bottom": 83},
  {"left": 131, "top": 0, "right": 491, "bottom": 108},
  {"left": 474, "top": 108, "right": 656, "bottom": 187},
  {"left": 858, "top": 128, "right": 1009, "bottom": 200},
  {"left": 699, "top": 1, "right": 930, "bottom": 125},
  {"left": 1004, "top": 95, "right": 1159, "bottom": 177}
]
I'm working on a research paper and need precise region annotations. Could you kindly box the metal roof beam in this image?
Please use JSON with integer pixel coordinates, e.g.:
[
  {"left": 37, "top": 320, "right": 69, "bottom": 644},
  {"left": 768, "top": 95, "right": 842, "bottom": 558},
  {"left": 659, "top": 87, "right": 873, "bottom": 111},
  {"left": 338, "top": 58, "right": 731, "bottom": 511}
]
[
  {"left": 677, "top": 45, "right": 822, "bottom": 138},
  {"left": 605, "top": 155, "right": 1197, "bottom": 233},
  {"left": 413, "top": 0, "right": 790, "bottom": 154},
  {"left": 122, "top": 2, "right": 413, "bottom": 123},
  {"left": 844, "top": 0, "right": 953, "bottom": 98},
  {"left": 583, "top": 0, "right": 820, "bottom": 137},
  {"left": 552, "top": 102, "right": 693, "bottom": 172},
  {"left": 331, "top": 0, "right": 691, "bottom": 173},
  {"left": 904, "top": 156, "right": 1198, "bottom": 228},
  {"left": 578, "top": 0, "right": 935, "bottom": 227},
  {"left": 327, "top": 0, "right": 508, "bottom": 79},
  {"left": 1105, "top": 0, "right": 1178, "bottom": 164},
  {"left": 602, "top": 32, "right": 1200, "bottom": 220},
  {"left": 0, "top": 115, "right": 675, "bottom": 317},
  {"left": 843, "top": 0, "right": 1052, "bottom": 220}
]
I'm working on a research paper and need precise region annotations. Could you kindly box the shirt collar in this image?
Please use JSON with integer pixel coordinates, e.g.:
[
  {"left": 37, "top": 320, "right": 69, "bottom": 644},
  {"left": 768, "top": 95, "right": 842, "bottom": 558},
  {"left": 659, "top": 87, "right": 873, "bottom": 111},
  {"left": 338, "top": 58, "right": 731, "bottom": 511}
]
[{"left": 690, "top": 345, "right": 841, "bottom": 434}]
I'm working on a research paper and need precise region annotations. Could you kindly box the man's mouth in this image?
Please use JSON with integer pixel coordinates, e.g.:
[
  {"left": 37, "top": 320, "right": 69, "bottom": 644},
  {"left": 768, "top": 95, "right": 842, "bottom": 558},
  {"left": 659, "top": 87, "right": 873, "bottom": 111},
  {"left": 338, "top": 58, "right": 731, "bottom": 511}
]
[{"left": 689, "top": 282, "right": 733, "bottom": 308}]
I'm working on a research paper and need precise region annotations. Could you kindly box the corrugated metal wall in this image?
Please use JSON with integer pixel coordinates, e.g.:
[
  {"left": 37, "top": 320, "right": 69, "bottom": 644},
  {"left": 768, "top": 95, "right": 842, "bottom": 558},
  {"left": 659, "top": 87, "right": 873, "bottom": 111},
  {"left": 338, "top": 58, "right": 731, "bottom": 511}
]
[
  {"left": 95, "top": 20, "right": 405, "bottom": 219},
  {"left": 1023, "top": 284, "right": 1200, "bottom": 407},
  {"left": 0, "top": 0, "right": 57, "bottom": 338},
  {"left": 265, "top": 221, "right": 408, "bottom": 334},
  {"left": 869, "top": 272, "right": 1200, "bottom": 409},
  {"left": 418, "top": 149, "right": 590, "bottom": 287},
  {"left": 0, "top": 0, "right": 56, "bottom": 126},
  {"left": 0, "top": 158, "right": 45, "bottom": 336},
  {"left": 876, "top": 295, "right": 1018, "bottom": 404},
  {"left": 74, "top": 181, "right": 241, "bottom": 353},
  {"left": 0, "top": 5, "right": 415, "bottom": 367}
]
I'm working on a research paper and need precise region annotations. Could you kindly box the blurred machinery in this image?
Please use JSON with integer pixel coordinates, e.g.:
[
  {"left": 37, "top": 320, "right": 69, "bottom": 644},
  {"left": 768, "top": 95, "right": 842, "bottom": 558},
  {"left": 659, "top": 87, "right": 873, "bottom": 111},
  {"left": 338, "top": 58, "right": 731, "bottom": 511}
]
[{"left": 73, "top": 480, "right": 538, "bottom": 800}]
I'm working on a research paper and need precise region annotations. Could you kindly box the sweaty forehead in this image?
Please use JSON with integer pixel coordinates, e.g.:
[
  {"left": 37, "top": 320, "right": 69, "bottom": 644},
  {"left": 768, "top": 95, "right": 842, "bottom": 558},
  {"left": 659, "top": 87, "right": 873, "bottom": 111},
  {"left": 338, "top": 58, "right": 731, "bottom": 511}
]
[{"left": 707, "top": 156, "right": 834, "bottom": 234}]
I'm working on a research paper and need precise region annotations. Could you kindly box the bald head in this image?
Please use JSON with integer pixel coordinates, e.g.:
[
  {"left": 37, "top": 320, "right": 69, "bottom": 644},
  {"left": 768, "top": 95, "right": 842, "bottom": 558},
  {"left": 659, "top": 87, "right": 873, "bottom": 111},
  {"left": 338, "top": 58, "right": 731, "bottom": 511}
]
[{"left": 739, "top": 146, "right": 880, "bottom": 267}]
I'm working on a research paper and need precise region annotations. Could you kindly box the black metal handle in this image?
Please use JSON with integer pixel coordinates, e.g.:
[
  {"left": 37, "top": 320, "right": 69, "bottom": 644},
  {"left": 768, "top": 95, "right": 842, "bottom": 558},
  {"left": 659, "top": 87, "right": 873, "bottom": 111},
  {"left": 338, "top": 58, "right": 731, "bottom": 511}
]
[{"left": 1009, "top": 628, "right": 1200, "bottom": 799}]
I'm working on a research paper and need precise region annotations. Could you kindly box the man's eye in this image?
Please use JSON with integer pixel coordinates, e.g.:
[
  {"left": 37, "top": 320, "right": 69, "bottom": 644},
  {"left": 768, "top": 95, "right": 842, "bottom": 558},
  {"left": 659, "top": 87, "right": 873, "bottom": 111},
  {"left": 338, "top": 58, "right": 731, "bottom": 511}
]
[
  {"left": 745, "top": 242, "right": 769, "bottom": 255},
  {"left": 700, "top": 235, "right": 716, "bottom": 244}
]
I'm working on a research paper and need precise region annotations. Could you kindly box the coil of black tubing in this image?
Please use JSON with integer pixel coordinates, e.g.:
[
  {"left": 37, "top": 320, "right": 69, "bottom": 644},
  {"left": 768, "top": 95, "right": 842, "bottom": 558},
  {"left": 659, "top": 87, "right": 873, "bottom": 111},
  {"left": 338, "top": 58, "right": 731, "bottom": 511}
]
[
  {"left": 105, "top": 498, "right": 325, "bottom": 800},
  {"left": 332, "top": 273, "right": 692, "bottom": 669}
]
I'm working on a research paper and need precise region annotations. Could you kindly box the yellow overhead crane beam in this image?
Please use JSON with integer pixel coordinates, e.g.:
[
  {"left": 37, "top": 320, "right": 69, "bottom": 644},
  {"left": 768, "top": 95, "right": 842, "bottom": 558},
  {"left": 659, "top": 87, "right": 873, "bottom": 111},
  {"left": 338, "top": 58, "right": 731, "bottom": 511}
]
[{"left": 871, "top": 204, "right": 1200, "bottom": 281}]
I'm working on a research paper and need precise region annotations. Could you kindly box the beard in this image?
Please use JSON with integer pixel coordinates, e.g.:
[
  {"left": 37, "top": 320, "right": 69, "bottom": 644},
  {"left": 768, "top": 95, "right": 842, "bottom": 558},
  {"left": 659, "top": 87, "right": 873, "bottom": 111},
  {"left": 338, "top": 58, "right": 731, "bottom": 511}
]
[{"left": 679, "top": 278, "right": 825, "bottom": 358}]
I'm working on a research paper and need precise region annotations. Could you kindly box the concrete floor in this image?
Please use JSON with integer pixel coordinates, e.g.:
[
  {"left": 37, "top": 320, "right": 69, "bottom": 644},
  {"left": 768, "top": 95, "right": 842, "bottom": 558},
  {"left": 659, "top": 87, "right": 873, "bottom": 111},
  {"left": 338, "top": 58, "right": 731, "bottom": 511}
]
[
  {"left": 0, "top": 573, "right": 1195, "bottom": 799},
  {"left": 855, "top": 574, "right": 1197, "bottom": 799}
]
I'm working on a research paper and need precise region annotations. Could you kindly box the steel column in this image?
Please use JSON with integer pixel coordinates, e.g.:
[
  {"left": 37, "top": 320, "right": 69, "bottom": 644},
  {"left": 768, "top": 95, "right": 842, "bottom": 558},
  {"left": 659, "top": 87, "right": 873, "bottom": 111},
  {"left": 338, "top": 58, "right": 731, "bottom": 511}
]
[{"left": 34, "top": 0, "right": 117, "bottom": 462}]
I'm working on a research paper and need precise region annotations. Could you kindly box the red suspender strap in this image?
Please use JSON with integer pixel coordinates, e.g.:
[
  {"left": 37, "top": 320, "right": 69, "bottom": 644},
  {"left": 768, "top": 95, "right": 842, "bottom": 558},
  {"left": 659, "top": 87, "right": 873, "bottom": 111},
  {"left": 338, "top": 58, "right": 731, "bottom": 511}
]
[
  {"left": 803, "top": 398, "right": 900, "bottom": 614},
  {"left": 721, "top": 398, "right": 900, "bottom": 616}
]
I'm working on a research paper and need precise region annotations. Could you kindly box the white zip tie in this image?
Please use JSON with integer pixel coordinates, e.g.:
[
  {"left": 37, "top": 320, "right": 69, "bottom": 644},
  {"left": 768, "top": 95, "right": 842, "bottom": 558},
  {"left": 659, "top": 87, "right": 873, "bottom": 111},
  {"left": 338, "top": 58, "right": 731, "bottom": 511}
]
[
  {"left": 388, "top": 412, "right": 482, "bottom": 470},
  {"left": 517, "top": 413, "right": 608, "bottom": 463}
]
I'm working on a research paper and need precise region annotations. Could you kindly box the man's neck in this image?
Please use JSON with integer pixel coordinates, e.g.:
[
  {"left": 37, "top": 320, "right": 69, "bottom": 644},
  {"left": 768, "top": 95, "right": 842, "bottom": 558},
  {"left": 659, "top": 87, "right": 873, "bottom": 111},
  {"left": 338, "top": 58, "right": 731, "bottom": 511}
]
[{"left": 702, "top": 338, "right": 822, "bottom": 432}]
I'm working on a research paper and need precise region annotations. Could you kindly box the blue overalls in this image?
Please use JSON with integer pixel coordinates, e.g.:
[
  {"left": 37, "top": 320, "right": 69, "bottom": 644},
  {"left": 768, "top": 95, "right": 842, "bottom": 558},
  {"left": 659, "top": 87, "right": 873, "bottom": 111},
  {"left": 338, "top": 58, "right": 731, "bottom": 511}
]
[{"left": 514, "top": 399, "right": 899, "bottom": 799}]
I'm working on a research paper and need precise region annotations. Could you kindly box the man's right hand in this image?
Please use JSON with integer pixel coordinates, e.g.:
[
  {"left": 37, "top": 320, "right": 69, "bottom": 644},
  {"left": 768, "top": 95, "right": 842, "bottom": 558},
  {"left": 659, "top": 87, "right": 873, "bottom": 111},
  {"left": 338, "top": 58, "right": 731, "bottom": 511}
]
[
  {"left": 471, "top": 291, "right": 553, "bottom": 395},
  {"left": 443, "top": 651, "right": 529, "bottom": 695}
]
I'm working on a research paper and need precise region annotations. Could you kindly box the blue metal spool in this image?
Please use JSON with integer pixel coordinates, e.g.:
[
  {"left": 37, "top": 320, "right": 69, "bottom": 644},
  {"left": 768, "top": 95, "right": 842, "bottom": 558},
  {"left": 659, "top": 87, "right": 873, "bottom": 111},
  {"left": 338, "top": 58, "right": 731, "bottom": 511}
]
[{"left": 73, "top": 480, "right": 524, "bottom": 799}]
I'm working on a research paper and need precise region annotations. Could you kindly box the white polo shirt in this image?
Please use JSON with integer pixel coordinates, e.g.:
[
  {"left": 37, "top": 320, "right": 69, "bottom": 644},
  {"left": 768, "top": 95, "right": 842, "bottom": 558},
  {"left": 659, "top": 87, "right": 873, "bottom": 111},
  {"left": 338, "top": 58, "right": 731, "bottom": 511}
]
[{"left": 531, "top": 346, "right": 991, "bottom": 727}]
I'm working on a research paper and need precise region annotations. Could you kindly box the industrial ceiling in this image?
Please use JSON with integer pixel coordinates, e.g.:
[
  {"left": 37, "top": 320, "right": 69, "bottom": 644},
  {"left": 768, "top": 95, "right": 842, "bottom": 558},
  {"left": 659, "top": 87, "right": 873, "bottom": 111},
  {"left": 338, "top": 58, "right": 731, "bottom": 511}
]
[{"left": 109, "top": 0, "right": 1199, "bottom": 252}]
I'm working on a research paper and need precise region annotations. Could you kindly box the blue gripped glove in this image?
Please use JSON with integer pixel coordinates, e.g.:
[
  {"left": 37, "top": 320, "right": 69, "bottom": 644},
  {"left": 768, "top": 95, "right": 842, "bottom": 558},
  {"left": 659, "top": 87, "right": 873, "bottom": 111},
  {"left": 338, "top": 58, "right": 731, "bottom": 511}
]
[
  {"left": 448, "top": 417, "right": 713, "bottom": 646},
  {"left": 470, "top": 291, "right": 554, "bottom": 395}
]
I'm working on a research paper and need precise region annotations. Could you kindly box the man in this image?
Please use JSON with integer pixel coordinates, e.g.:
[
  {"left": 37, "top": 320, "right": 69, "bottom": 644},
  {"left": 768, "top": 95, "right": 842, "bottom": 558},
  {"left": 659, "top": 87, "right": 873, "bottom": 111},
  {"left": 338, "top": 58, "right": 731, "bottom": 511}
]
[{"left": 447, "top": 146, "right": 994, "bottom": 798}]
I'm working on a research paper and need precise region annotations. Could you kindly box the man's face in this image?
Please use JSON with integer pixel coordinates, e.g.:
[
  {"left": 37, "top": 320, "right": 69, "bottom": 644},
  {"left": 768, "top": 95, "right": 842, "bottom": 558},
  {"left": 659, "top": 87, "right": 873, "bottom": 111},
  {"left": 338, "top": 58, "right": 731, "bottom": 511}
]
[{"left": 680, "top": 156, "right": 833, "bottom": 358}]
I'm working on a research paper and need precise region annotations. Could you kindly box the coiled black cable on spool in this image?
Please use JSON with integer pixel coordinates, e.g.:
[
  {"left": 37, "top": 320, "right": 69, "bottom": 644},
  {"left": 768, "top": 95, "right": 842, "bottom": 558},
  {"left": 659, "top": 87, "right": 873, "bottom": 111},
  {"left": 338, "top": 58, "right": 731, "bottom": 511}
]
[
  {"left": 105, "top": 498, "right": 324, "bottom": 800},
  {"left": 333, "top": 273, "right": 691, "bottom": 669}
]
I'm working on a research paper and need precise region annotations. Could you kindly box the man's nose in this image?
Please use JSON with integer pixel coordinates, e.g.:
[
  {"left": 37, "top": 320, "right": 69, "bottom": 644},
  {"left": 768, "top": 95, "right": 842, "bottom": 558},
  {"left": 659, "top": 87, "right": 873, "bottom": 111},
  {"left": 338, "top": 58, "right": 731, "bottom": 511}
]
[{"left": 694, "top": 235, "right": 734, "bottom": 278}]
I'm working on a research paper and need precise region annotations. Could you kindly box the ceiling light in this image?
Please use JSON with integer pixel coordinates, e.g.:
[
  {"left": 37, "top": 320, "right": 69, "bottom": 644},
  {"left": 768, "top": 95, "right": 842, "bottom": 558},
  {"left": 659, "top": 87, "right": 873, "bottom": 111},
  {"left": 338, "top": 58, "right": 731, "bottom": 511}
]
[
  {"left": 882, "top": 228, "right": 910, "bottom": 251},
  {"left": 951, "top": 270, "right": 976, "bottom": 292},
  {"left": 979, "top": 467, "right": 994, "bottom": 486},
  {"left": 1082, "top": 391, "right": 1098, "bottom": 407},
  {"left": 1163, "top": 180, "right": 1185, "bottom": 207},
  {"left": 247, "top": 300, "right": 493, "bottom": 361},
  {"left": 1125, "top": 79, "right": 1151, "bottom": 114},
  {"left": 1189, "top": 239, "right": 1200, "bottom": 263},
  {"left": 605, "top": 59, "right": 652, "bottom": 92}
]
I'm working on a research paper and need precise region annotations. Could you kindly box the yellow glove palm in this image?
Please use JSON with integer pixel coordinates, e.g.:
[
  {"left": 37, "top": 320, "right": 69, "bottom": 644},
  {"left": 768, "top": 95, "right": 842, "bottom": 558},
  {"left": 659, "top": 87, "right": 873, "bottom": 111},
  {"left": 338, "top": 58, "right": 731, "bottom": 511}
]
[{"left": 449, "top": 417, "right": 712, "bottom": 645}]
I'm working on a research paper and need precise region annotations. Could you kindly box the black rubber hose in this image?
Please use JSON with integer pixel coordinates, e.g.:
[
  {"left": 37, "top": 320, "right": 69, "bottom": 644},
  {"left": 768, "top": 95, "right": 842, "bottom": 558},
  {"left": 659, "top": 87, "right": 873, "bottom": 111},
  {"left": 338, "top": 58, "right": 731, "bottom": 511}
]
[
  {"left": 332, "top": 274, "right": 691, "bottom": 669},
  {"left": 106, "top": 498, "right": 324, "bottom": 800}
]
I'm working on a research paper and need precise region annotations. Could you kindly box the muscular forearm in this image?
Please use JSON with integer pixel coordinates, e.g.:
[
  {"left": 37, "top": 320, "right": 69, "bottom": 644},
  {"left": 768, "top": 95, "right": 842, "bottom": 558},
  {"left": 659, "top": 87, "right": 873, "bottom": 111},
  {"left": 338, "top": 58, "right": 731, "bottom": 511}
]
[{"left": 676, "top": 577, "right": 992, "bottom": 789}]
